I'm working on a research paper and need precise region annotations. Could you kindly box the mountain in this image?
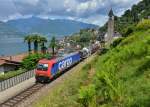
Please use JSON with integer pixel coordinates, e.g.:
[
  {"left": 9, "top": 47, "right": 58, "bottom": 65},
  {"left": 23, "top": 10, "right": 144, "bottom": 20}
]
[
  {"left": 6, "top": 17, "right": 98, "bottom": 37},
  {"left": 0, "top": 21, "right": 24, "bottom": 39}
]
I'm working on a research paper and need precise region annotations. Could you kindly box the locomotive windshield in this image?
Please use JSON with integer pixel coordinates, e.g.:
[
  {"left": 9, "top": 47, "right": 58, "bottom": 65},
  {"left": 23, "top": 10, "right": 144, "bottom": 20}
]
[{"left": 37, "top": 63, "right": 48, "bottom": 71}]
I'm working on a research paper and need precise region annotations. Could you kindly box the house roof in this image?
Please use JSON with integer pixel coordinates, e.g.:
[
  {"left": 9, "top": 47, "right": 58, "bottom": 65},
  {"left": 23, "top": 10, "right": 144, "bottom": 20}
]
[
  {"left": 0, "top": 53, "right": 27, "bottom": 63},
  {"left": 0, "top": 59, "right": 21, "bottom": 66},
  {"left": 0, "top": 59, "right": 6, "bottom": 65}
]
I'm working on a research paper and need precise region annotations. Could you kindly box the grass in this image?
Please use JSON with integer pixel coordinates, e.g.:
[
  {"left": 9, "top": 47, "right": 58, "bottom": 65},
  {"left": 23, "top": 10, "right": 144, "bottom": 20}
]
[
  {"left": 0, "top": 69, "right": 26, "bottom": 81},
  {"left": 32, "top": 54, "right": 97, "bottom": 107},
  {"left": 83, "top": 29, "right": 150, "bottom": 106}
]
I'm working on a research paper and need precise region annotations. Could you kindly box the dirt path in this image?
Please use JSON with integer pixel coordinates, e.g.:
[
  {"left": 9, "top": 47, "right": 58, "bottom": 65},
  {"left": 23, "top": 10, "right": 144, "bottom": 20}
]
[{"left": 17, "top": 54, "right": 97, "bottom": 107}]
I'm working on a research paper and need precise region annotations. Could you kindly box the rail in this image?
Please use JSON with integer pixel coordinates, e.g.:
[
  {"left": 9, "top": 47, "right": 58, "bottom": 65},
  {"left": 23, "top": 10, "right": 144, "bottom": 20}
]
[
  {"left": 0, "top": 83, "right": 45, "bottom": 107},
  {"left": 0, "top": 70, "right": 34, "bottom": 92}
]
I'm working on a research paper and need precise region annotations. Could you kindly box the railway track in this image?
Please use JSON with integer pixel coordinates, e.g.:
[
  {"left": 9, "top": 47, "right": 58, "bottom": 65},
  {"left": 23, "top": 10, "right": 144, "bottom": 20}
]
[{"left": 0, "top": 83, "right": 45, "bottom": 107}]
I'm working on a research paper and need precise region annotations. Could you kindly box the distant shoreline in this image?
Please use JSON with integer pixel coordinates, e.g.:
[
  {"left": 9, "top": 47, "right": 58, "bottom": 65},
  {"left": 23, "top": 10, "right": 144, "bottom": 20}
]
[{"left": 0, "top": 52, "right": 28, "bottom": 62}]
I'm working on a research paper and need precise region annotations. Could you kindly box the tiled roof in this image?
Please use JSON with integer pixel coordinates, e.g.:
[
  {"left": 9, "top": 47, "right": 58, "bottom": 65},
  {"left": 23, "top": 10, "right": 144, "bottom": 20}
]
[
  {"left": 0, "top": 59, "right": 6, "bottom": 65},
  {"left": 0, "top": 59, "right": 21, "bottom": 66},
  {"left": 0, "top": 53, "right": 28, "bottom": 66},
  {"left": 0, "top": 53, "right": 28, "bottom": 63}
]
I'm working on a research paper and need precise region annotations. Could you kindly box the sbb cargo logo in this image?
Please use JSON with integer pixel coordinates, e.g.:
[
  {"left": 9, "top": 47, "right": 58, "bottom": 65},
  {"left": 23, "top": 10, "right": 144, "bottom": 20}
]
[{"left": 58, "top": 58, "right": 72, "bottom": 70}]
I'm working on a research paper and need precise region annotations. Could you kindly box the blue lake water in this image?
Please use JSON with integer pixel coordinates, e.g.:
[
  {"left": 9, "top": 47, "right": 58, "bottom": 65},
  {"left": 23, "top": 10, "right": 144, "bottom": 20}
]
[{"left": 0, "top": 38, "right": 28, "bottom": 56}]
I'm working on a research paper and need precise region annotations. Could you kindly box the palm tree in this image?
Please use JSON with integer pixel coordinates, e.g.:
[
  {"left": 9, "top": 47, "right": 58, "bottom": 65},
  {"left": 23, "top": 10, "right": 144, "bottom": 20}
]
[
  {"left": 24, "top": 35, "right": 32, "bottom": 54},
  {"left": 40, "top": 36, "right": 47, "bottom": 54},
  {"left": 49, "top": 36, "right": 56, "bottom": 56},
  {"left": 31, "top": 34, "right": 41, "bottom": 53}
]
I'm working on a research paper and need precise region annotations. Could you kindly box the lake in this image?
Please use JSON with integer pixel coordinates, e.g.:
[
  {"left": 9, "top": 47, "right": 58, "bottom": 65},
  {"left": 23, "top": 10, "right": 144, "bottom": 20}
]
[{"left": 0, "top": 38, "right": 28, "bottom": 56}]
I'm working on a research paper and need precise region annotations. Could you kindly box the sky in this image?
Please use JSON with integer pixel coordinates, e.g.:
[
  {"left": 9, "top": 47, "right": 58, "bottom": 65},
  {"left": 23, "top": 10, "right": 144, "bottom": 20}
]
[{"left": 0, "top": 0, "right": 141, "bottom": 26}]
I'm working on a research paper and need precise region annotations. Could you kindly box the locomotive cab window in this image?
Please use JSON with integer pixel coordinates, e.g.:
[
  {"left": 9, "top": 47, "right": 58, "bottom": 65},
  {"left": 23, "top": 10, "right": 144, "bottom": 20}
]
[{"left": 37, "top": 63, "right": 48, "bottom": 71}]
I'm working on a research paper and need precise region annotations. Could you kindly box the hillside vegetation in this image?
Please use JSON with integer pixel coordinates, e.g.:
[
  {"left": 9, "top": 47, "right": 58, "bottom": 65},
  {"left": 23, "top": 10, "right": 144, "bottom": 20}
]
[
  {"left": 99, "top": 0, "right": 150, "bottom": 35},
  {"left": 79, "top": 20, "right": 150, "bottom": 107}
]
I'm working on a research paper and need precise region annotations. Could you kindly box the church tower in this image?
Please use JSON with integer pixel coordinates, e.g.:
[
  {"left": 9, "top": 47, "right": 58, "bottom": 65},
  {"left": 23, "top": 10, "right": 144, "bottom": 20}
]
[{"left": 107, "top": 8, "right": 114, "bottom": 44}]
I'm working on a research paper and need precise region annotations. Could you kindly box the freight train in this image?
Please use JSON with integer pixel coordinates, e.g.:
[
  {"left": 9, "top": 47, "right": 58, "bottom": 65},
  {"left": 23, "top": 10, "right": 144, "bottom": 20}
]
[{"left": 35, "top": 44, "right": 99, "bottom": 83}]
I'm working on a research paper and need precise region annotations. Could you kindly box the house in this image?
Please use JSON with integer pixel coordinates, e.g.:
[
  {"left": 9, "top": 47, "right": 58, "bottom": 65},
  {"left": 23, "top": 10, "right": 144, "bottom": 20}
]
[
  {"left": 0, "top": 59, "right": 21, "bottom": 74},
  {"left": 104, "top": 31, "right": 122, "bottom": 42}
]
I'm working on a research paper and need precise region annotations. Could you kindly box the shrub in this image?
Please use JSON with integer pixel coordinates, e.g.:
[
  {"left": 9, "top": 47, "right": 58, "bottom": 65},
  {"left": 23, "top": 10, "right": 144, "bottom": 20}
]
[
  {"left": 123, "top": 26, "right": 135, "bottom": 37},
  {"left": 22, "top": 53, "right": 51, "bottom": 70},
  {"left": 78, "top": 84, "right": 96, "bottom": 107},
  {"left": 136, "top": 19, "right": 150, "bottom": 31},
  {"left": 0, "top": 69, "right": 25, "bottom": 81},
  {"left": 110, "top": 37, "right": 124, "bottom": 48}
]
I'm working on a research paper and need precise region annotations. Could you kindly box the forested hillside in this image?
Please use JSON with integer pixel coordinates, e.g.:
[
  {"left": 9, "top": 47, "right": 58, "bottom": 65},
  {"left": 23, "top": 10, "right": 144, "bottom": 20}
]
[{"left": 99, "top": 0, "right": 150, "bottom": 35}]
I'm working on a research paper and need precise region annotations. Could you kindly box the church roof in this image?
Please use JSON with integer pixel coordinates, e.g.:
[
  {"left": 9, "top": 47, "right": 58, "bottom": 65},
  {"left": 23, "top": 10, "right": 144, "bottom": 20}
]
[{"left": 108, "top": 8, "right": 114, "bottom": 17}]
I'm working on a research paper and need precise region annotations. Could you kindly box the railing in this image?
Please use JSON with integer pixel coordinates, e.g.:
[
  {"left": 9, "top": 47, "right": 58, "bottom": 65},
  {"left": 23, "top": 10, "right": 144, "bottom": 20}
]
[{"left": 0, "top": 70, "right": 34, "bottom": 92}]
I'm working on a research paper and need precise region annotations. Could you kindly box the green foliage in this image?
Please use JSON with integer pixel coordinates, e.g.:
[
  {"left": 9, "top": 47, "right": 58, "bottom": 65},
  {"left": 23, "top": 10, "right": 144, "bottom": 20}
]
[
  {"left": 24, "top": 34, "right": 48, "bottom": 54},
  {"left": 78, "top": 84, "right": 96, "bottom": 107},
  {"left": 0, "top": 69, "right": 25, "bottom": 81},
  {"left": 136, "top": 19, "right": 150, "bottom": 31},
  {"left": 39, "top": 36, "right": 47, "bottom": 54},
  {"left": 49, "top": 36, "right": 57, "bottom": 55},
  {"left": 69, "top": 29, "right": 97, "bottom": 47},
  {"left": 24, "top": 35, "right": 32, "bottom": 54},
  {"left": 123, "top": 25, "right": 135, "bottom": 37},
  {"left": 99, "top": 23, "right": 107, "bottom": 33},
  {"left": 99, "top": 0, "right": 150, "bottom": 36},
  {"left": 31, "top": 34, "right": 43, "bottom": 53},
  {"left": 110, "top": 37, "right": 124, "bottom": 48},
  {"left": 80, "top": 32, "right": 91, "bottom": 43},
  {"left": 22, "top": 53, "right": 51, "bottom": 70},
  {"left": 79, "top": 26, "right": 150, "bottom": 106}
]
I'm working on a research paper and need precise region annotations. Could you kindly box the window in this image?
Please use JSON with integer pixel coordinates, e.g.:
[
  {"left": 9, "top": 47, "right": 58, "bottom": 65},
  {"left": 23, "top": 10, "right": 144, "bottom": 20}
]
[{"left": 37, "top": 63, "right": 48, "bottom": 71}]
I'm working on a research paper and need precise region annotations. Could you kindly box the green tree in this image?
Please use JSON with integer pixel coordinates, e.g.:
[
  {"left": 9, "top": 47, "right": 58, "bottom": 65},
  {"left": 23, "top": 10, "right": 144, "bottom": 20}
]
[
  {"left": 31, "top": 34, "right": 41, "bottom": 53},
  {"left": 40, "top": 36, "right": 47, "bottom": 54},
  {"left": 49, "top": 36, "right": 57, "bottom": 56},
  {"left": 24, "top": 35, "right": 32, "bottom": 54}
]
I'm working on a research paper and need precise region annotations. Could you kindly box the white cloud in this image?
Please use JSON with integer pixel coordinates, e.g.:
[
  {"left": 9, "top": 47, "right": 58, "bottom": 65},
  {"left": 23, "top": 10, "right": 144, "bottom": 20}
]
[
  {"left": 0, "top": 0, "right": 142, "bottom": 25},
  {"left": 78, "top": 14, "right": 108, "bottom": 26}
]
